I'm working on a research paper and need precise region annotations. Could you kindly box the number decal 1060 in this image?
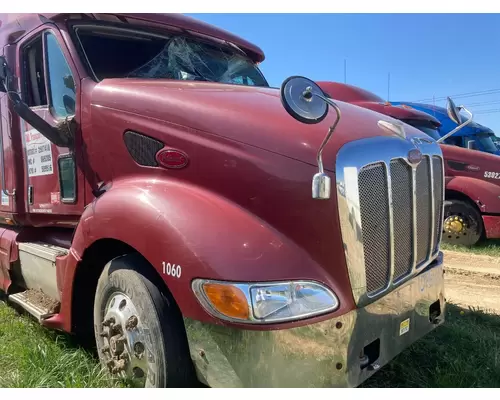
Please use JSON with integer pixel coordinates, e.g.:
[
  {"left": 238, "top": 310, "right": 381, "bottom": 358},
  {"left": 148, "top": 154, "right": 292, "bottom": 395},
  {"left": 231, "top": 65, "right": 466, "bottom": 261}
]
[
  {"left": 162, "top": 262, "right": 182, "bottom": 278},
  {"left": 484, "top": 171, "right": 500, "bottom": 179}
]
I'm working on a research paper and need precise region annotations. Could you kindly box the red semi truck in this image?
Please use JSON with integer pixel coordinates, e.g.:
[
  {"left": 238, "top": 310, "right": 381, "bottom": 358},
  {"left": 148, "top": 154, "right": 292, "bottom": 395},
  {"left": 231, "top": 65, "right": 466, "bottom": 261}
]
[
  {"left": 0, "top": 13, "right": 446, "bottom": 388},
  {"left": 319, "top": 81, "right": 500, "bottom": 247}
]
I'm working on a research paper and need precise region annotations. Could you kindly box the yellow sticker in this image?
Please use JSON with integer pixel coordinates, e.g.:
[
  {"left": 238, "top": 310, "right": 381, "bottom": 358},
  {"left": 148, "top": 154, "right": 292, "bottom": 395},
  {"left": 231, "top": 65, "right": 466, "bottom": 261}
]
[{"left": 399, "top": 318, "right": 410, "bottom": 336}]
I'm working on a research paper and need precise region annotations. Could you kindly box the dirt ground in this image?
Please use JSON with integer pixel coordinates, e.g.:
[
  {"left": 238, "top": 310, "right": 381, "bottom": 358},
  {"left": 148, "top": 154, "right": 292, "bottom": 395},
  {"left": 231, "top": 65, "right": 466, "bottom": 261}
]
[{"left": 444, "top": 250, "right": 500, "bottom": 314}]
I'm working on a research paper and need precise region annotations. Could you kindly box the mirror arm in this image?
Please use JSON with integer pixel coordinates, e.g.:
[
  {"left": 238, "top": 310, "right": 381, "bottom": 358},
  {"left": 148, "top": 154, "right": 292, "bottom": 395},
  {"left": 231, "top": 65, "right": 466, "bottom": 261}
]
[
  {"left": 309, "top": 93, "right": 342, "bottom": 199},
  {"left": 314, "top": 93, "right": 341, "bottom": 173},
  {"left": 436, "top": 107, "right": 473, "bottom": 143}
]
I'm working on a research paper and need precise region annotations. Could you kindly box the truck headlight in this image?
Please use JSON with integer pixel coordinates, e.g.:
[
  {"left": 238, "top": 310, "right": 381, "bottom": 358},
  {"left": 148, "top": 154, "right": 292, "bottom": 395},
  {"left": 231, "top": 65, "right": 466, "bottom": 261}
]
[{"left": 192, "top": 279, "right": 339, "bottom": 324}]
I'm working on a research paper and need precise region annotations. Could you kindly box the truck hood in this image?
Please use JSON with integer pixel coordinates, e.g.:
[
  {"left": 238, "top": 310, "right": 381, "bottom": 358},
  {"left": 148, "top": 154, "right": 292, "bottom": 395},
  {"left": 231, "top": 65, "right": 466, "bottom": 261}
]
[{"left": 91, "top": 79, "right": 430, "bottom": 169}]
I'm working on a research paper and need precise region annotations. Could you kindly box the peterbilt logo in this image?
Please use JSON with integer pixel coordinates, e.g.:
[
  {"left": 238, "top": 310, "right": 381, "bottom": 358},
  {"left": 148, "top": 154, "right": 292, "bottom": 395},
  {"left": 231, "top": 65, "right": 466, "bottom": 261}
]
[{"left": 407, "top": 148, "right": 423, "bottom": 165}]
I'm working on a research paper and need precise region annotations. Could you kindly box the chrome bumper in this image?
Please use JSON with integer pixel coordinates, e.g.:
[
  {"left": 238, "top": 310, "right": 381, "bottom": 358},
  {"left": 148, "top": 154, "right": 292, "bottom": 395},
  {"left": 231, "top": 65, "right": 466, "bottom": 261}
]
[{"left": 184, "top": 257, "right": 445, "bottom": 388}]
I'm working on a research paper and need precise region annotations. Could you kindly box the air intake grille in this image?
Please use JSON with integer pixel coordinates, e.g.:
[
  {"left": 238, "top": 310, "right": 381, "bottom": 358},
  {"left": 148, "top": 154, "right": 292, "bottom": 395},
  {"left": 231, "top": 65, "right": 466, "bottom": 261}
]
[
  {"left": 357, "top": 155, "right": 443, "bottom": 297},
  {"left": 390, "top": 159, "right": 414, "bottom": 281},
  {"left": 415, "top": 156, "right": 432, "bottom": 267},
  {"left": 123, "top": 131, "right": 164, "bottom": 167},
  {"left": 432, "top": 156, "right": 444, "bottom": 253},
  {"left": 359, "top": 163, "right": 390, "bottom": 294}
]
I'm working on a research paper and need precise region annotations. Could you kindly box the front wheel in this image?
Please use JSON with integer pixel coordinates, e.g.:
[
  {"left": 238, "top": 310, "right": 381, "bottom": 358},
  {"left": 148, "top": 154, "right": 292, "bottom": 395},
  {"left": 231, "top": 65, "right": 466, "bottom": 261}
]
[
  {"left": 442, "top": 200, "right": 484, "bottom": 247},
  {"left": 93, "top": 253, "right": 196, "bottom": 387}
]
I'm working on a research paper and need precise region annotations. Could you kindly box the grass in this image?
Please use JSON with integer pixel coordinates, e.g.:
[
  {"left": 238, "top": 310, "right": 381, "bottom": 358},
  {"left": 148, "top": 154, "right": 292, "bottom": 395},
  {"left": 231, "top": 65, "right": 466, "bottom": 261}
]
[
  {"left": 362, "top": 303, "right": 500, "bottom": 388},
  {"left": 441, "top": 239, "right": 500, "bottom": 257},
  {"left": 1, "top": 299, "right": 500, "bottom": 387},
  {"left": 0, "top": 299, "right": 123, "bottom": 388}
]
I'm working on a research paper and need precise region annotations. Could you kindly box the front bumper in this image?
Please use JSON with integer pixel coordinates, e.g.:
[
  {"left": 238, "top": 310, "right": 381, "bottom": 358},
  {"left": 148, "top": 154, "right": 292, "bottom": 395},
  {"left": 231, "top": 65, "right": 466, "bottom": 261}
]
[
  {"left": 483, "top": 215, "right": 500, "bottom": 239},
  {"left": 184, "top": 260, "right": 445, "bottom": 388}
]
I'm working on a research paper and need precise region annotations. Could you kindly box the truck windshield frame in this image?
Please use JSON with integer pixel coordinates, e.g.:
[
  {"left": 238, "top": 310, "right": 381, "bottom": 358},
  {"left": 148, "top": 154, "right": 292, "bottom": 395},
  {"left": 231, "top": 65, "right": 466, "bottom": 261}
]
[{"left": 68, "top": 22, "right": 269, "bottom": 87}]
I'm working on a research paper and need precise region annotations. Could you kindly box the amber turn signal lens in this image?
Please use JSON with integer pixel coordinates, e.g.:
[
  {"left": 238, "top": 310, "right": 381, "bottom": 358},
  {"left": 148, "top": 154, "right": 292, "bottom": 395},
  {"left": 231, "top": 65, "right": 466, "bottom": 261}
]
[{"left": 202, "top": 283, "right": 249, "bottom": 320}]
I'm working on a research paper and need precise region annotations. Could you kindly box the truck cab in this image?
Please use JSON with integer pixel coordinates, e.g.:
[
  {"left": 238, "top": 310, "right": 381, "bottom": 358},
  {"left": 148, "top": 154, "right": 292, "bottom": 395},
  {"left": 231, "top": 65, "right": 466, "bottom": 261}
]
[
  {"left": 391, "top": 101, "right": 500, "bottom": 156},
  {"left": 318, "top": 81, "right": 500, "bottom": 247},
  {"left": 0, "top": 13, "right": 446, "bottom": 388}
]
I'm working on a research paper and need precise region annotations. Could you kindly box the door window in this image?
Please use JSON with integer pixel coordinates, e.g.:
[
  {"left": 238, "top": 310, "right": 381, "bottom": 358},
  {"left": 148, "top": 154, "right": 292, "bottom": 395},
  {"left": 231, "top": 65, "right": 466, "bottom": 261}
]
[
  {"left": 23, "top": 31, "right": 76, "bottom": 117},
  {"left": 23, "top": 36, "right": 47, "bottom": 107},
  {"left": 45, "top": 32, "right": 76, "bottom": 118}
]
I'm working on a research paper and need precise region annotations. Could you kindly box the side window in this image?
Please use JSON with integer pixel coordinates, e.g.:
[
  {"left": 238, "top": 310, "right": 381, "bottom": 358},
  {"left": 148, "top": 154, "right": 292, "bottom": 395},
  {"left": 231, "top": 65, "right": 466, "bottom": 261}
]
[
  {"left": 45, "top": 32, "right": 76, "bottom": 118},
  {"left": 23, "top": 36, "right": 48, "bottom": 107},
  {"left": 22, "top": 31, "right": 76, "bottom": 117},
  {"left": 58, "top": 155, "right": 76, "bottom": 202}
]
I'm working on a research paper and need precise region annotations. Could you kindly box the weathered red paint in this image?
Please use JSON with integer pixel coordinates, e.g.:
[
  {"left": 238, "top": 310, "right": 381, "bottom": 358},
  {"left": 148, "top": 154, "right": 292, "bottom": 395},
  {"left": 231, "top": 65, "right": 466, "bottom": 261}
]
[{"left": 320, "top": 81, "right": 500, "bottom": 240}]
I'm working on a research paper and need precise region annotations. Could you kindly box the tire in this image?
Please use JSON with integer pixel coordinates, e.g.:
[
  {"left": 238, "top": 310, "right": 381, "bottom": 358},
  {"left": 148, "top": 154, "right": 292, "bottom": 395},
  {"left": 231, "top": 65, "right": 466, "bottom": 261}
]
[
  {"left": 93, "top": 253, "right": 196, "bottom": 388},
  {"left": 442, "top": 199, "right": 484, "bottom": 247}
]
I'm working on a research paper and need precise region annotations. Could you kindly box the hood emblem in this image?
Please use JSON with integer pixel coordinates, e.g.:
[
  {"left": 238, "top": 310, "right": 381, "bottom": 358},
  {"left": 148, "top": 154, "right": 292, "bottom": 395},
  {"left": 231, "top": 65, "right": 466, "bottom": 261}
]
[
  {"left": 407, "top": 148, "right": 423, "bottom": 165},
  {"left": 156, "top": 149, "right": 189, "bottom": 169}
]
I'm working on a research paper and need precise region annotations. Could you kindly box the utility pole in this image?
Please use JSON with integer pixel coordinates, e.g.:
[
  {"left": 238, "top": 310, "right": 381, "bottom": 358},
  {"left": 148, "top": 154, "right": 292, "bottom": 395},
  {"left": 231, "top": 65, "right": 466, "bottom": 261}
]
[
  {"left": 344, "top": 59, "right": 347, "bottom": 84},
  {"left": 387, "top": 72, "right": 391, "bottom": 101}
]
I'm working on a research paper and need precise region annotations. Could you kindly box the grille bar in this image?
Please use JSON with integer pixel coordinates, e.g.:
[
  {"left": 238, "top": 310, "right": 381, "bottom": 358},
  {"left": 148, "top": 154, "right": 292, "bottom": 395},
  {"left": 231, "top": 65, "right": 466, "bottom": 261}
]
[
  {"left": 390, "top": 159, "right": 413, "bottom": 281},
  {"left": 432, "top": 156, "right": 444, "bottom": 253},
  {"left": 415, "top": 156, "right": 433, "bottom": 267}
]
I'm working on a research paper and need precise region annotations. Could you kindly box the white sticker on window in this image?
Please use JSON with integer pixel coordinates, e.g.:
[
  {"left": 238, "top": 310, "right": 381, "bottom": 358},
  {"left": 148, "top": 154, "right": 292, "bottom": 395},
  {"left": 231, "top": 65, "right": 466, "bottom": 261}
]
[{"left": 25, "top": 129, "right": 54, "bottom": 177}]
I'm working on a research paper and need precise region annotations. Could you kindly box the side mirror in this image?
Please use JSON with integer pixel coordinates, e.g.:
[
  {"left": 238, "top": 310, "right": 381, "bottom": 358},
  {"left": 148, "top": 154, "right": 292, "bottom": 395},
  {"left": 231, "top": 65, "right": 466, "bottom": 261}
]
[
  {"left": 280, "top": 76, "right": 328, "bottom": 124},
  {"left": 63, "top": 74, "right": 76, "bottom": 93},
  {"left": 446, "top": 96, "right": 462, "bottom": 125},
  {"left": 280, "top": 76, "right": 341, "bottom": 200},
  {"left": 437, "top": 97, "right": 474, "bottom": 144},
  {"left": 63, "top": 94, "right": 76, "bottom": 115},
  {"left": 0, "top": 56, "right": 9, "bottom": 94}
]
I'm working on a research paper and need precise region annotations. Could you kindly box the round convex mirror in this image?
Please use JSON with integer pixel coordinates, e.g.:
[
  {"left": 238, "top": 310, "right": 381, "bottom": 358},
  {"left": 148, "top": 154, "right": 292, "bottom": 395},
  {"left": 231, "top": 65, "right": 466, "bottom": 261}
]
[
  {"left": 446, "top": 96, "right": 462, "bottom": 125},
  {"left": 280, "top": 76, "right": 329, "bottom": 124}
]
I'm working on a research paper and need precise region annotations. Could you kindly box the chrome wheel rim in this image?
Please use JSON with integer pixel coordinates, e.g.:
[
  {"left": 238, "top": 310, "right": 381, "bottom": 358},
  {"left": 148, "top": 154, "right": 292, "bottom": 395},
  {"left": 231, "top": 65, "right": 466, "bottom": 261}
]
[{"left": 99, "top": 292, "right": 151, "bottom": 387}]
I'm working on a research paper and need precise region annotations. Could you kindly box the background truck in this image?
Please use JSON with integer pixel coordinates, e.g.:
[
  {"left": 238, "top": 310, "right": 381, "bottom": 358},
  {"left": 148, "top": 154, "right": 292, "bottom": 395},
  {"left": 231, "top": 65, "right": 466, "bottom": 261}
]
[
  {"left": 0, "top": 13, "right": 445, "bottom": 388},
  {"left": 318, "top": 81, "right": 500, "bottom": 247},
  {"left": 391, "top": 102, "right": 500, "bottom": 155}
]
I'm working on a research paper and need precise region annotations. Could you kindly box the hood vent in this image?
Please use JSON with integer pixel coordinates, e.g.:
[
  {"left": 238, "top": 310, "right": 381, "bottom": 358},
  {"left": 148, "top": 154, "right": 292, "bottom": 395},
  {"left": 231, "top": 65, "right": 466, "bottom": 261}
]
[{"left": 123, "top": 131, "right": 164, "bottom": 167}]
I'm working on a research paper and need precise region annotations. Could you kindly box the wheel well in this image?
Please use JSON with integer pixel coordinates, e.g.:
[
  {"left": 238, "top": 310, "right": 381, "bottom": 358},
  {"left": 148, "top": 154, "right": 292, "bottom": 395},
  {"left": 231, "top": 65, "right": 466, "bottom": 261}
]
[
  {"left": 444, "top": 189, "right": 485, "bottom": 241},
  {"left": 445, "top": 189, "right": 482, "bottom": 214},
  {"left": 71, "top": 239, "right": 174, "bottom": 342}
]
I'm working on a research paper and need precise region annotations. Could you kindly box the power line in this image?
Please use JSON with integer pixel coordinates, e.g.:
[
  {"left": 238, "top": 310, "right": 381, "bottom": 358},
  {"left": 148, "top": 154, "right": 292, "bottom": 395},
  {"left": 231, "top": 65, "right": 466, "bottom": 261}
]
[
  {"left": 465, "top": 99, "right": 500, "bottom": 107},
  {"left": 412, "top": 88, "right": 500, "bottom": 103},
  {"left": 387, "top": 72, "right": 390, "bottom": 101},
  {"left": 474, "top": 109, "right": 500, "bottom": 115}
]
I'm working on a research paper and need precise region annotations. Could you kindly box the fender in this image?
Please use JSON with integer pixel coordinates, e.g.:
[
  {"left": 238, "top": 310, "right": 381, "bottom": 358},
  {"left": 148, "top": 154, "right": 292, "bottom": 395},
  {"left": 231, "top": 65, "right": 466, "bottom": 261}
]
[
  {"left": 446, "top": 175, "right": 500, "bottom": 214},
  {"left": 56, "top": 177, "right": 354, "bottom": 331}
]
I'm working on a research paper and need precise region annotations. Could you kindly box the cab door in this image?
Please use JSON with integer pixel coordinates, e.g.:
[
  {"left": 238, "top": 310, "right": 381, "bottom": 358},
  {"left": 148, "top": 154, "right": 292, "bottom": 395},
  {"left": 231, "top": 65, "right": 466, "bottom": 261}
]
[{"left": 17, "top": 26, "right": 84, "bottom": 225}]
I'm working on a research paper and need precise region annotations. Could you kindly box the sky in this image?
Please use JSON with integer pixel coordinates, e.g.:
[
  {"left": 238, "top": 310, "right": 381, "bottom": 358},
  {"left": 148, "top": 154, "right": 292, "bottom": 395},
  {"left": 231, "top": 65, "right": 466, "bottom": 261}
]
[{"left": 188, "top": 13, "right": 500, "bottom": 134}]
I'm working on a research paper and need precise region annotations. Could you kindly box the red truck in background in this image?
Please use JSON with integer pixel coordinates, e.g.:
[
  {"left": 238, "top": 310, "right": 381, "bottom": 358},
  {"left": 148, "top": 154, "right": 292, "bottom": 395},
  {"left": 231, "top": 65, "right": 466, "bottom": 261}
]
[
  {"left": 0, "top": 13, "right": 446, "bottom": 388},
  {"left": 319, "top": 81, "right": 500, "bottom": 247}
]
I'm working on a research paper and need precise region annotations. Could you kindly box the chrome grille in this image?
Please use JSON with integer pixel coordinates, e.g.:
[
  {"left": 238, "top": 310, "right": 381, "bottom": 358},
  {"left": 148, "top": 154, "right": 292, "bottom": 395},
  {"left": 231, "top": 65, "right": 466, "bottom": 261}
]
[
  {"left": 390, "top": 159, "right": 414, "bottom": 281},
  {"left": 432, "top": 156, "right": 444, "bottom": 253},
  {"left": 358, "top": 163, "right": 390, "bottom": 293},
  {"left": 337, "top": 136, "right": 444, "bottom": 304},
  {"left": 415, "top": 156, "right": 433, "bottom": 267}
]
